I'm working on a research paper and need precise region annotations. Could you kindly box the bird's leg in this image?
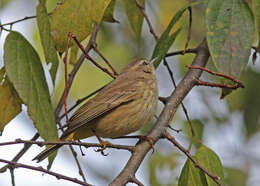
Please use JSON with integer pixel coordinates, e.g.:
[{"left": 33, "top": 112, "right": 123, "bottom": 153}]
[{"left": 91, "top": 129, "right": 111, "bottom": 156}]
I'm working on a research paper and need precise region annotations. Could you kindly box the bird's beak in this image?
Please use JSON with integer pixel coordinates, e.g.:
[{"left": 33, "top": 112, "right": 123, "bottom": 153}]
[{"left": 150, "top": 57, "right": 158, "bottom": 64}]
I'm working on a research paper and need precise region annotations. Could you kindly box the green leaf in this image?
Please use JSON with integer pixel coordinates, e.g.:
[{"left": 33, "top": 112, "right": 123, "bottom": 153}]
[
  {"left": 252, "top": 0, "right": 260, "bottom": 48},
  {"left": 103, "top": 0, "right": 118, "bottom": 23},
  {"left": 152, "top": 1, "right": 205, "bottom": 68},
  {"left": 123, "top": 0, "right": 144, "bottom": 40},
  {"left": 178, "top": 159, "right": 207, "bottom": 186},
  {"left": 206, "top": 0, "right": 254, "bottom": 78},
  {"left": 195, "top": 145, "right": 225, "bottom": 186},
  {"left": 4, "top": 31, "right": 58, "bottom": 142},
  {"left": 36, "top": 0, "right": 59, "bottom": 84},
  {"left": 50, "top": 0, "right": 111, "bottom": 52},
  {"left": 0, "top": 67, "right": 22, "bottom": 133}
]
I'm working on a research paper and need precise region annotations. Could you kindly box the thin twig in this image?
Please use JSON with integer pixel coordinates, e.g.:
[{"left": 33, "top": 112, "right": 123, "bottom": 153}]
[
  {"left": 69, "top": 145, "right": 87, "bottom": 183},
  {"left": 158, "top": 96, "right": 169, "bottom": 105},
  {"left": 59, "top": 32, "right": 89, "bottom": 183},
  {"left": 10, "top": 168, "right": 15, "bottom": 186},
  {"left": 0, "top": 159, "right": 92, "bottom": 186},
  {"left": 0, "top": 139, "right": 135, "bottom": 152},
  {"left": 165, "top": 48, "right": 197, "bottom": 58},
  {"left": 0, "top": 15, "right": 36, "bottom": 28},
  {"left": 55, "top": 24, "right": 99, "bottom": 117},
  {"left": 93, "top": 47, "right": 118, "bottom": 76},
  {"left": 135, "top": 0, "right": 159, "bottom": 40},
  {"left": 163, "top": 131, "right": 222, "bottom": 186},
  {"left": 63, "top": 32, "right": 73, "bottom": 123},
  {"left": 71, "top": 34, "right": 116, "bottom": 79},
  {"left": 0, "top": 133, "right": 40, "bottom": 173},
  {"left": 163, "top": 59, "right": 195, "bottom": 136},
  {"left": 186, "top": 65, "right": 245, "bottom": 88},
  {"left": 195, "top": 79, "right": 242, "bottom": 90}
]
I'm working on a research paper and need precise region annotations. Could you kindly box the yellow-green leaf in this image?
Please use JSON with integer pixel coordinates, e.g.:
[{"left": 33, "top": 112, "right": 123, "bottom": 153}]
[
  {"left": 4, "top": 31, "right": 58, "bottom": 142},
  {"left": 36, "top": 0, "right": 59, "bottom": 84},
  {"left": 123, "top": 0, "right": 144, "bottom": 40},
  {"left": 195, "top": 145, "right": 225, "bottom": 186},
  {"left": 50, "top": 0, "right": 111, "bottom": 52},
  {"left": 178, "top": 159, "right": 207, "bottom": 186},
  {"left": 0, "top": 67, "right": 22, "bottom": 133},
  {"left": 252, "top": 0, "right": 260, "bottom": 48},
  {"left": 103, "top": 0, "right": 118, "bottom": 23}
]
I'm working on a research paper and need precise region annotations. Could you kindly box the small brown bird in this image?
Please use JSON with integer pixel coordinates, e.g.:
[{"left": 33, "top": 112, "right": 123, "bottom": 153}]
[{"left": 33, "top": 58, "right": 158, "bottom": 162}]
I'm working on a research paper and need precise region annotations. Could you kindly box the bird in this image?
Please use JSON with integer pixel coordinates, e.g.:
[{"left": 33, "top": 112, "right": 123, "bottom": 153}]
[{"left": 33, "top": 58, "right": 158, "bottom": 162}]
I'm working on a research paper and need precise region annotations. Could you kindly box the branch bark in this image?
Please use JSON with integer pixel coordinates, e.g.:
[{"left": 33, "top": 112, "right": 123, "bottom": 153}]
[{"left": 109, "top": 39, "right": 210, "bottom": 185}]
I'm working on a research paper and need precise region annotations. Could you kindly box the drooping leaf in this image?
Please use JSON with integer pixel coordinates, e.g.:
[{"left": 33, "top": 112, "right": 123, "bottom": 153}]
[
  {"left": 4, "top": 31, "right": 58, "bottom": 143},
  {"left": 195, "top": 145, "right": 225, "bottom": 186},
  {"left": 103, "top": 0, "right": 118, "bottom": 23},
  {"left": 36, "top": 0, "right": 59, "bottom": 84},
  {"left": 206, "top": 0, "right": 254, "bottom": 78},
  {"left": 178, "top": 159, "right": 207, "bottom": 186},
  {"left": 0, "top": 67, "right": 22, "bottom": 133},
  {"left": 123, "top": 0, "right": 144, "bottom": 40},
  {"left": 252, "top": 0, "right": 260, "bottom": 48},
  {"left": 152, "top": 1, "right": 205, "bottom": 68},
  {"left": 50, "top": 0, "right": 111, "bottom": 52}
]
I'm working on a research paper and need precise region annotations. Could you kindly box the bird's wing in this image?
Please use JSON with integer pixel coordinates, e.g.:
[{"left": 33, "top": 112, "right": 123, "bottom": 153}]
[{"left": 60, "top": 85, "right": 138, "bottom": 139}]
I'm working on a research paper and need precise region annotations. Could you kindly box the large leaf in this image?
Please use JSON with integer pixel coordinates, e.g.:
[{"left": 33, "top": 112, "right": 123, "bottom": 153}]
[
  {"left": 123, "top": 0, "right": 144, "bottom": 40},
  {"left": 179, "top": 145, "right": 224, "bottom": 186},
  {"left": 178, "top": 159, "right": 207, "bottom": 186},
  {"left": 0, "top": 67, "right": 22, "bottom": 133},
  {"left": 50, "top": 0, "right": 111, "bottom": 52},
  {"left": 195, "top": 145, "right": 225, "bottom": 186},
  {"left": 4, "top": 31, "right": 58, "bottom": 142},
  {"left": 152, "top": 1, "right": 205, "bottom": 68},
  {"left": 252, "top": 0, "right": 260, "bottom": 48},
  {"left": 206, "top": 0, "right": 254, "bottom": 78},
  {"left": 36, "top": 0, "right": 59, "bottom": 84}
]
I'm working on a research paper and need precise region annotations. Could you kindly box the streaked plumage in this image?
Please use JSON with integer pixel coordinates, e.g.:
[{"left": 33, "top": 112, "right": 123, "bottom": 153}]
[{"left": 33, "top": 58, "right": 158, "bottom": 162}]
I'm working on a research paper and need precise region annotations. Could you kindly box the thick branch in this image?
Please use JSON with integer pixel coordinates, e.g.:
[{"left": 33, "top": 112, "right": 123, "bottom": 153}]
[{"left": 109, "top": 39, "right": 210, "bottom": 186}]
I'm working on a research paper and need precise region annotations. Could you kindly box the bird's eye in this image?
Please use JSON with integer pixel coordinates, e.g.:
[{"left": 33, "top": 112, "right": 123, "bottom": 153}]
[{"left": 142, "top": 61, "right": 149, "bottom": 65}]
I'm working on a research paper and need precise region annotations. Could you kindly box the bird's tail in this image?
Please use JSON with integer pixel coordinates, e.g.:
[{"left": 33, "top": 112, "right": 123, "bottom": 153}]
[{"left": 32, "top": 144, "right": 62, "bottom": 163}]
